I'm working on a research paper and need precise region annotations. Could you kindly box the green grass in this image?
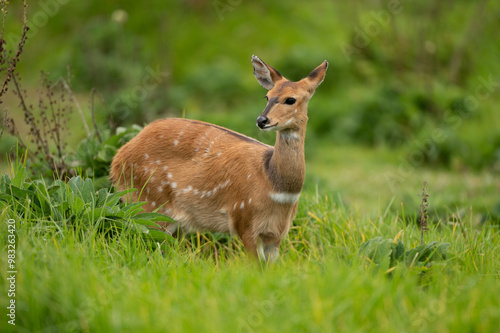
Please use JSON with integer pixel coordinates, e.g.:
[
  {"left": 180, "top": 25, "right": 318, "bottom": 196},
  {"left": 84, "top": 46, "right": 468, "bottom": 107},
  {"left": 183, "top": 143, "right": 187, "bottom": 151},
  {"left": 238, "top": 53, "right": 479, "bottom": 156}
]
[{"left": 1, "top": 152, "right": 499, "bottom": 333}]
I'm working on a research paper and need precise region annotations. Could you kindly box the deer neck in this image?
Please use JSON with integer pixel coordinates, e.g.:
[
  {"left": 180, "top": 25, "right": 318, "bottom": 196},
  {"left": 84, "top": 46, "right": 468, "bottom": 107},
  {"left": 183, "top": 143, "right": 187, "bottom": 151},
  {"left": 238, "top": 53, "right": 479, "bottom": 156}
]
[{"left": 264, "top": 126, "right": 306, "bottom": 194}]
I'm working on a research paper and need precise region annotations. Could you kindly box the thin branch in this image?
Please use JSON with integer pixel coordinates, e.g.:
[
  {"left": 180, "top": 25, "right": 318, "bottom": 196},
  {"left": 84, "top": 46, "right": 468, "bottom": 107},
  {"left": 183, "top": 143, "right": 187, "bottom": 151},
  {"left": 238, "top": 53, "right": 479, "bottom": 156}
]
[
  {"left": 94, "top": 88, "right": 115, "bottom": 130},
  {"left": 0, "top": 0, "right": 29, "bottom": 101},
  {"left": 0, "top": 108, "right": 7, "bottom": 139},
  {"left": 54, "top": 77, "right": 90, "bottom": 136},
  {"left": 90, "top": 88, "right": 102, "bottom": 143}
]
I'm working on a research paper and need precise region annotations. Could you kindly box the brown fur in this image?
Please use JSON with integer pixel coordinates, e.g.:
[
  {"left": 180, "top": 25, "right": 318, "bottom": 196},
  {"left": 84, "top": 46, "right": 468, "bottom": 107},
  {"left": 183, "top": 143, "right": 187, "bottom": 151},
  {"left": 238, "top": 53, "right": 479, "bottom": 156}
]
[{"left": 110, "top": 56, "right": 327, "bottom": 261}]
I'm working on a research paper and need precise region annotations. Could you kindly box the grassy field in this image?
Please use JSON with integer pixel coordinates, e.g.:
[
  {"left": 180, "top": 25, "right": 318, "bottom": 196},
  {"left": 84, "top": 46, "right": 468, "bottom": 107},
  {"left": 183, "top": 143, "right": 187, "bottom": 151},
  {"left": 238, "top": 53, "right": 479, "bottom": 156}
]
[
  {"left": 1, "top": 1, "right": 500, "bottom": 332},
  {"left": 1, "top": 149, "right": 499, "bottom": 333}
]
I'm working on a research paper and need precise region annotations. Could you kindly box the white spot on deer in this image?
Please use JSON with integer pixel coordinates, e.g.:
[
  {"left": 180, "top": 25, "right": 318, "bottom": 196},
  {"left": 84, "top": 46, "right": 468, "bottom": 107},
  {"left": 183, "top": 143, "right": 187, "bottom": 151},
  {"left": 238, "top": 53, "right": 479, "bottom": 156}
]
[
  {"left": 193, "top": 189, "right": 199, "bottom": 195},
  {"left": 164, "top": 208, "right": 171, "bottom": 214},
  {"left": 212, "top": 187, "right": 217, "bottom": 194},
  {"left": 201, "top": 191, "right": 206, "bottom": 198},
  {"left": 222, "top": 179, "right": 230, "bottom": 188},
  {"left": 156, "top": 160, "right": 161, "bottom": 164},
  {"left": 162, "top": 166, "right": 168, "bottom": 171},
  {"left": 240, "top": 202, "right": 245, "bottom": 209},
  {"left": 248, "top": 198, "right": 252, "bottom": 205},
  {"left": 233, "top": 203, "right": 237, "bottom": 211},
  {"left": 152, "top": 201, "right": 156, "bottom": 207},
  {"left": 144, "top": 153, "right": 149, "bottom": 160},
  {"left": 171, "top": 182, "right": 177, "bottom": 189},
  {"left": 174, "top": 140, "right": 179, "bottom": 146},
  {"left": 134, "top": 175, "right": 138, "bottom": 180},
  {"left": 217, "top": 152, "right": 222, "bottom": 157},
  {"left": 143, "top": 167, "right": 149, "bottom": 173},
  {"left": 146, "top": 187, "right": 150, "bottom": 194},
  {"left": 206, "top": 190, "right": 212, "bottom": 197},
  {"left": 269, "top": 192, "right": 301, "bottom": 204},
  {"left": 183, "top": 185, "right": 193, "bottom": 193},
  {"left": 167, "top": 173, "right": 172, "bottom": 179},
  {"left": 158, "top": 186, "right": 163, "bottom": 193},
  {"left": 294, "top": 109, "right": 297, "bottom": 113},
  {"left": 284, "top": 118, "right": 294, "bottom": 126},
  {"left": 247, "top": 174, "right": 251, "bottom": 179}
]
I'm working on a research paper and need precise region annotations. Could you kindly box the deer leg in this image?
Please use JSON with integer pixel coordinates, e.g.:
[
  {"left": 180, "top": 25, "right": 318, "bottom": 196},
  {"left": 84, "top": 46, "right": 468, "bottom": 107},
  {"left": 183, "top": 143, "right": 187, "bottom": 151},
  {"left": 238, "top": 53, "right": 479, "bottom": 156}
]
[{"left": 238, "top": 230, "right": 258, "bottom": 259}]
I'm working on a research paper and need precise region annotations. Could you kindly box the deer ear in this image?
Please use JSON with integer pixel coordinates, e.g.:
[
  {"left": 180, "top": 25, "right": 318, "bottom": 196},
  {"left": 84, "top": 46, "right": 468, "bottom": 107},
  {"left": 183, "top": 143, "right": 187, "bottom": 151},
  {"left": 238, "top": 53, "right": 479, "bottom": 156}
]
[
  {"left": 251, "top": 55, "right": 283, "bottom": 90},
  {"left": 305, "top": 60, "right": 328, "bottom": 91}
]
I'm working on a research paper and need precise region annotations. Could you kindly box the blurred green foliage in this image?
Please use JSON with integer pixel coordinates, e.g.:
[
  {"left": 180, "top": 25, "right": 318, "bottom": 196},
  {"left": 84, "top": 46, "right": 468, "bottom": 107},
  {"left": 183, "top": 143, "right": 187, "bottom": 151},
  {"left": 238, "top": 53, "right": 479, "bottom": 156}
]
[{"left": 3, "top": 0, "right": 500, "bottom": 170}]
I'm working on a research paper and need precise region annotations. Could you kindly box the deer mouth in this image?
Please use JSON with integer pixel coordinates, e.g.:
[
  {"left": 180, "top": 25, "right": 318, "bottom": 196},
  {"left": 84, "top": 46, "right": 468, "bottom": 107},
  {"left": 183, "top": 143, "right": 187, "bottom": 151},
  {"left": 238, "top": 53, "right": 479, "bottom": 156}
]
[{"left": 260, "top": 123, "right": 278, "bottom": 131}]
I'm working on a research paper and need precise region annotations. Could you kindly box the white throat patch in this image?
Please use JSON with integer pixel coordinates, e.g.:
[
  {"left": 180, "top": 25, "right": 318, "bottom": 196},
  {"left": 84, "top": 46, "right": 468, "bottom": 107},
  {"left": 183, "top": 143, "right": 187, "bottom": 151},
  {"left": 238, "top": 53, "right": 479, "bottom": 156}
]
[{"left": 269, "top": 192, "right": 301, "bottom": 204}]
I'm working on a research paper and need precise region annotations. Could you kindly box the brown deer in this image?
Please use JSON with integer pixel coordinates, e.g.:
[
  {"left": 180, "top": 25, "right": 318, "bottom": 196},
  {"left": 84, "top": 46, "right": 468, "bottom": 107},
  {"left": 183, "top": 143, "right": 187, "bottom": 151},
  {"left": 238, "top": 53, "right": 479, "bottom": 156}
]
[{"left": 110, "top": 55, "right": 328, "bottom": 261}]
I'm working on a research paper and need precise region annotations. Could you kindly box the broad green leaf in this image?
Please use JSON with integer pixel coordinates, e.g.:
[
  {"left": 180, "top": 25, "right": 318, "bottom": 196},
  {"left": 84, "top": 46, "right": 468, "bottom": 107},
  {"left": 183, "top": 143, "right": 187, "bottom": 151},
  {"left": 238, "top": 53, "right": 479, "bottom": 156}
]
[
  {"left": 11, "top": 166, "right": 28, "bottom": 187},
  {"left": 104, "top": 188, "right": 135, "bottom": 207},
  {"left": 0, "top": 174, "right": 11, "bottom": 193},
  {"left": 82, "top": 178, "right": 96, "bottom": 204},
  {"left": 96, "top": 188, "right": 109, "bottom": 207},
  {"left": 120, "top": 202, "right": 146, "bottom": 217},
  {"left": 132, "top": 212, "right": 174, "bottom": 223},
  {"left": 9, "top": 185, "right": 35, "bottom": 201}
]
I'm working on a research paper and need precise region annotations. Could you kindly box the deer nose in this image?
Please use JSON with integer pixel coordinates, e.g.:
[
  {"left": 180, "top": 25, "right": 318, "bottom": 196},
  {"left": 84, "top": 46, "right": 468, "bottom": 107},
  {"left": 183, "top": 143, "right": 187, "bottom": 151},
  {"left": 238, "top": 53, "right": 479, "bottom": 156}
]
[{"left": 256, "top": 115, "right": 269, "bottom": 129}]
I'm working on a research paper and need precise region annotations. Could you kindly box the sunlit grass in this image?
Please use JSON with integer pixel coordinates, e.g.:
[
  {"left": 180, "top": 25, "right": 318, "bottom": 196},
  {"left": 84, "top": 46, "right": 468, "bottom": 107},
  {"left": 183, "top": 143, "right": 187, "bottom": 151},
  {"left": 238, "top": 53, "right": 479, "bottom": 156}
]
[{"left": 1, "top": 162, "right": 499, "bottom": 332}]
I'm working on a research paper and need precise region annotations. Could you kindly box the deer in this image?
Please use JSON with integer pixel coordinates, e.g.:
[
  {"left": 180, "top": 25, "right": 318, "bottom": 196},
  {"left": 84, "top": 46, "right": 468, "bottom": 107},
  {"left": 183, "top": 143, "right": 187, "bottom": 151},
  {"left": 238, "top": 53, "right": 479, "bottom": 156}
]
[{"left": 110, "top": 55, "right": 328, "bottom": 262}]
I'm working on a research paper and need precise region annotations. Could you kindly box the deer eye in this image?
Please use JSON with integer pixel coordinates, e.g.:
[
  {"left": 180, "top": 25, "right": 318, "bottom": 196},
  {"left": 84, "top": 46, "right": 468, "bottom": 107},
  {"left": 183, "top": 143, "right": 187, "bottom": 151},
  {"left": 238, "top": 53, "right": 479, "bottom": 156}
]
[{"left": 284, "top": 97, "right": 296, "bottom": 105}]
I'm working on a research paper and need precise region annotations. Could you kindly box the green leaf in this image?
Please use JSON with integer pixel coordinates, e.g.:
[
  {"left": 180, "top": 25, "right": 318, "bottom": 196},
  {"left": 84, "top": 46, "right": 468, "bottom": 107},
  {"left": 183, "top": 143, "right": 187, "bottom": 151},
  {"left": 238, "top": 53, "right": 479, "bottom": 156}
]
[
  {"left": 393, "top": 240, "right": 406, "bottom": 262},
  {"left": 356, "top": 237, "right": 394, "bottom": 270},
  {"left": 0, "top": 174, "right": 11, "bottom": 194},
  {"left": 143, "top": 228, "right": 171, "bottom": 242},
  {"left": 9, "top": 185, "right": 35, "bottom": 201},
  {"left": 68, "top": 176, "right": 84, "bottom": 197},
  {"left": 120, "top": 201, "right": 146, "bottom": 217},
  {"left": 96, "top": 188, "right": 110, "bottom": 207},
  {"left": 82, "top": 178, "right": 96, "bottom": 204},
  {"left": 132, "top": 212, "right": 174, "bottom": 223},
  {"left": 104, "top": 188, "right": 136, "bottom": 208},
  {"left": 11, "top": 167, "right": 28, "bottom": 187},
  {"left": 405, "top": 242, "right": 450, "bottom": 266}
]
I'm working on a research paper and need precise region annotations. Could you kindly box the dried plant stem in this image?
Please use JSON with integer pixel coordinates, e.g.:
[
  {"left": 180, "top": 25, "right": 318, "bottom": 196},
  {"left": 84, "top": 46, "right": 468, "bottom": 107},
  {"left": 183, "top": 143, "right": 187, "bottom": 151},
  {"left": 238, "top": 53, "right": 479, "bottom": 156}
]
[
  {"left": 419, "top": 181, "right": 429, "bottom": 245},
  {"left": 0, "top": 108, "right": 7, "bottom": 139},
  {"left": 90, "top": 88, "right": 102, "bottom": 143},
  {"left": 13, "top": 74, "right": 49, "bottom": 157},
  {"left": 0, "top": 0, "right": 29, "bottom": 101},
  {"left": 57, "top": 77, "right": 90, "bottom": 136}
]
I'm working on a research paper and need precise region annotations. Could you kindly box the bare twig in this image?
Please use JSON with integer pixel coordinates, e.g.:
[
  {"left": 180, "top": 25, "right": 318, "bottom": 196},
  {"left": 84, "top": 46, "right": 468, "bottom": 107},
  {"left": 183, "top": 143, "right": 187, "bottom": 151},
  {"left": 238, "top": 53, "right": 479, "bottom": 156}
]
[
  {"left": 12, "top": 74, "right": 50, "bottom": 157},
  {"left": 90, "top": 88, "right": 102, "bottom": 143},
  {"left": 93, "top": 88, "right": 115, "bottom": 130},
  {"left": 55, "top": 77, "right": 90, "bottom": 136},
  {"left": 0, "top": 0, "right": 29, "bottom": 101},
  {"left": 0, "top": 108, "right": 7, "bottom": 139}
]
